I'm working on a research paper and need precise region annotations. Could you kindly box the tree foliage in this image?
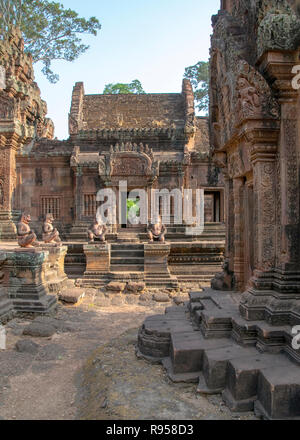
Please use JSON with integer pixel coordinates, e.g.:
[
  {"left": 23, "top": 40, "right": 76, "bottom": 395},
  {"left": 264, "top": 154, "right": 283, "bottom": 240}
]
[
  {"left": 184, "top": 61, "right": 209, "bottom": 113},
  {"left": 0, "top": 0, "right": 101, "bottom": 83},
  {"left": 103, "top": 79, "right": 145, "bottom": 95}
]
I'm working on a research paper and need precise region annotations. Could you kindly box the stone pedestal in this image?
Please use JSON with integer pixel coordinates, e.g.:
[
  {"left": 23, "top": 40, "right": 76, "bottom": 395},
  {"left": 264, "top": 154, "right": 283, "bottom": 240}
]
[
  {"left": 0, "top": 252, "right": 13, "bottom": 323},
  {"left": 0, "top": 211, "right": 17, "bottom": 241},
  {"left": 40, "top": 244, "right": 68, "bottom": 294},
  {"left": 4, "top": 249, "right": 57, "bottom": 313},
  {"left": 79, "top": 243, "right": 110, "bottom": 287},
  {"left": 144, "top": 243, "right": 178, "bottom": 288}
]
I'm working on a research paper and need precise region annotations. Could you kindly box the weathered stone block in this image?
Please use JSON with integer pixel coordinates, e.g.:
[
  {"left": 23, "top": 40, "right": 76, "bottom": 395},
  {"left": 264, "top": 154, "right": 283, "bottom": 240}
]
[
  {"left": 144, "top": 244, "right": 178, "bottom": 288},
  {"left": 84, "top": 243, "right": 110, "bottom": 274},
  {"left": 255, "top": 365, "right": 300, "bottom": 419},
  {"left": 40, "top": 244, "right": 68, "bottom": 294},
  {"left": 23, "top": 322, "right": 56, "bottom": 338},
  {"left": 153, "top": 292, "right": 170, "bottom": 303},
  {"left": 4, "top": 248, "right": 57, "bottom": 314},
  {"left": 126, "top": 281, "right": 146, "bottom": 294},
  {"left": 106, "top": 282, "right": 126, "bottom": 293},
  {"left": 58, "top": 288, "right": 85, "bottom": 304}
]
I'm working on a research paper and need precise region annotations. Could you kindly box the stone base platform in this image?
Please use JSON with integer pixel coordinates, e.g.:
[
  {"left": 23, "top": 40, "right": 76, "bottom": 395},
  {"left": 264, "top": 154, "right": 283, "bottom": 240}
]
[
  {"left": 4, "top": 248, "right": 57, "bottom": 314},
  {"left": 137, "top": 288, "right": 300, "bottom": 420}
]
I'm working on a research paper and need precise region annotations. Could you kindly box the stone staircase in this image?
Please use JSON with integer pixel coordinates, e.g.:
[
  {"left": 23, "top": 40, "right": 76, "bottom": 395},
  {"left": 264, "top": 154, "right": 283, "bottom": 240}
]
[
  {"left": 110, "top": 243, "right": 144, "bottom": 273},
  {"left": 137, "top": 288, "right": 300, "bottom": 420}
]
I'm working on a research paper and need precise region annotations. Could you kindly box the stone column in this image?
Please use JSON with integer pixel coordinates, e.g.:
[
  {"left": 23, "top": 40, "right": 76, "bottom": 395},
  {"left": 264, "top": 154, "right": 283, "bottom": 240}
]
[
  {"left": 240, "top": 141, "right": 279, "bottom": 321},
  {"left": 233, "top": 177, "right": 245, "bottom": 290},
  {"left": 251, "top": 149, "right": 277, "bottom": 274},
  {"left": 243, "top": 178, "right": 254, "bottom": 284},
  {"left": 4, "top": 248, "right": 57, "bottom": 313},
  {"left": 259, "top": 50, "right": 300, "bottom": 275},
  {"left": 240, "top": 51, "right": 300, "bottom": 326},
  {"left": 0, "top": 133, "right": 19, "bottom": 240},
  {"left": 75, "top": 167, "right": 83, "bottom": 222}
]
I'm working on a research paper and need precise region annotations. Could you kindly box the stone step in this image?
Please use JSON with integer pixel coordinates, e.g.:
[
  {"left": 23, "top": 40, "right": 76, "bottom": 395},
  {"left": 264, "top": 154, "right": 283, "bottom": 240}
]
[
  {"left": 145, "top": 275, "right": 178, "bottom": 288},
  {"left": 109, "top": 272, "right": 144, "bottom": 280},
  {"left": 197, "top": 345, "right": 258, "bottom": 395},
  {"left": 222, "top": 353, "right": 292, "bottom": 413},
  {"left": 111, "top": 264, "right": 144, "bottom": 272},
  {"left": 111, "top": 250, "right": 144, "bottom": 257},
  {"left": 111, "top": 244, "right": 144, "bottom": 251},
  {"left": 111, "top": 258, "right": 144, "bottom": 265},
  {"left": 137, "top": 287, "right": 300, "bottom": 419},
  {"left": 137, "top": 313, "right": 194, "bottom": 359},
  {"left": 162, "top": 357, "right": 201, "bottom": 383},
  {"left": 255, "top": 364, "right": 300, "bottom": 420},
  {"left": 170, "top": 331, "right": 232, "bottom": 374}
]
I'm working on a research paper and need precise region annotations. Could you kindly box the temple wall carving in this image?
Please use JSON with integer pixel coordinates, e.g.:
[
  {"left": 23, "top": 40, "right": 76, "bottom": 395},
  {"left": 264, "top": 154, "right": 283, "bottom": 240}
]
[{"left": 210, "top": 0, "right": 300, "bottom": 326}]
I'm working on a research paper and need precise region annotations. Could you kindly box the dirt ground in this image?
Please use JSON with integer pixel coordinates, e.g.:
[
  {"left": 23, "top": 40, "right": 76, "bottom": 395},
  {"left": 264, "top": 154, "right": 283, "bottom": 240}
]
[{"left": 0, "top": 289, "right": 258, "bottom": 420}]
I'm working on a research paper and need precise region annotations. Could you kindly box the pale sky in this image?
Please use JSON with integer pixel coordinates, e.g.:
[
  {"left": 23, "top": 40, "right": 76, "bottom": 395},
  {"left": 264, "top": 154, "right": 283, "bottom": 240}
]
[{"left": 33, "top": 0, "right": 221, "bottom": 139}]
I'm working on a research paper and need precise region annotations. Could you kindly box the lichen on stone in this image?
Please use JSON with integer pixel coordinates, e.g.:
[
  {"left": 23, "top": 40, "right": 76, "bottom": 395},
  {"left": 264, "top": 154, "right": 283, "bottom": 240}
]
[{"left": 257, "top": 8, "right": 300, "bottom": 57}]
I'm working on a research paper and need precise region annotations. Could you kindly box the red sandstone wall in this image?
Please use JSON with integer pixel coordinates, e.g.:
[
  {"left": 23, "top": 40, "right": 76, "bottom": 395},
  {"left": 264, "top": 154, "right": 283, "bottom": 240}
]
[{"left": 81, "top": 94, "right": 186, "bottom": 130}]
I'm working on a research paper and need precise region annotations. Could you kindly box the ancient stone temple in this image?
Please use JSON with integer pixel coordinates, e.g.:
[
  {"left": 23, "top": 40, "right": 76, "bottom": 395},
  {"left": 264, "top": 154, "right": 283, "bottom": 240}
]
[
  {"left": 0, "top": 29, "right": 53, "bottom": 240},
  {"left": 138, "top": 0, "right": 300, "bottom": 420},
  {"left": 0, "top": 26, "right": 225, "bottom": 303},
  {"left": 15, "top": 80, "right": 225, "bottom": 240}
]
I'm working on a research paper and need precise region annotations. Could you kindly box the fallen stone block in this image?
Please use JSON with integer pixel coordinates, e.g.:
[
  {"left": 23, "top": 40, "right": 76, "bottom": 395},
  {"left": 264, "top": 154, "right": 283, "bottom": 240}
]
[
  {"left": 153, "top": 292, "right": 170, "bottom": 303},
  {"left": 173, "top": 296, "right": 189, "bottom": 306},
  {"left": 23, "top": 322, "right": 56, "bottom": 338},
  {"left": 255, "top": 365, "right": 300, "bottom": 419},
  {"left": 59, "top": 288, "right": 85, "bottom": 304},
  {"left": 126, "top": 282, "right": 146, "bottom": 294},
  {"left": 105, "top": 282, "right": 126, "bottom": 293},
  {"left": 139, "top": 293, "right": 153, "bottom": 302},
  {"left": 15, "top": 339, "right": 40, "bottom": 355}
]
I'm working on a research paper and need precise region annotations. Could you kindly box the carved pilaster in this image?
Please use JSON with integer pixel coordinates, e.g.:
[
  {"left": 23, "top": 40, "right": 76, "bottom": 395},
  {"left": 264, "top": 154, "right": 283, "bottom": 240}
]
[
  {"left": 259, "top": 50, "right": 300, "bottom": 272},
  {"left": 233, "top": 177, "right": 245, "bottom": 290},
  {"left": 251, "top": 146, "right": 277, "bottom": 273}
]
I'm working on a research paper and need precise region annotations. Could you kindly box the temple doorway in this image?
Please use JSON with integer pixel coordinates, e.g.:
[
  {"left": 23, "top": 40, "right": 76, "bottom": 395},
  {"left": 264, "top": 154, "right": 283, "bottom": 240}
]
[{"left": 120, "top": 190, "right": 143, "bottom": 230}]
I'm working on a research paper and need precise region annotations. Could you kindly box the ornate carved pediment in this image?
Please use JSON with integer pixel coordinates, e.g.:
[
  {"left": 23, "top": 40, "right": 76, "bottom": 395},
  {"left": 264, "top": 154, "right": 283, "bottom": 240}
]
[
  {"left": 210, "top": 10, "right": 280, "bottom": 151},
  {"left": 234, "top": 60, "right": 280, "bottom": 125},
  {"left": 100, "top": 142, "right": 159, "bottom": 184}
]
